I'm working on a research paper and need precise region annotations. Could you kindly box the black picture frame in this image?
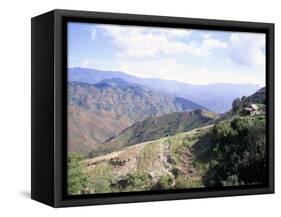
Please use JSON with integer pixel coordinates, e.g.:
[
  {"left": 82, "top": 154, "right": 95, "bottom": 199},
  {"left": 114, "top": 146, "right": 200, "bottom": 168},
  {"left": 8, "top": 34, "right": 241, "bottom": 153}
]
[{"left": 31, "top": 9, "right": 274, "bottom": 207}]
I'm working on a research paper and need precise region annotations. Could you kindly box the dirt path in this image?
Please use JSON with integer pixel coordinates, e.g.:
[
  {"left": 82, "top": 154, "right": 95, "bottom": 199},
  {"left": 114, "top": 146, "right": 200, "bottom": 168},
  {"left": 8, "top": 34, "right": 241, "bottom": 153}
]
[
  {"left": 180, "top": 147, "right": 197, "bottom": 177},
  {"left": 84, "top": 141, "right": 147, "bottom": 171},
  {"left": 158, "top": 139, "right": 175, "bottom": 186},
  {"left": 158, "top": 136, "right": 202, "bottom": 182}
]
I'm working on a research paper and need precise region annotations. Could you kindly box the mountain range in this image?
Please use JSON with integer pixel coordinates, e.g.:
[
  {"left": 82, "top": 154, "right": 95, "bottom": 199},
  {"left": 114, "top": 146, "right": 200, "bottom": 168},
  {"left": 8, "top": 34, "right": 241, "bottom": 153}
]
[
  {"left": 68, "top": 67, "right": 260, "bottom": 113},
  {"left": 68, "top": 80, "right": 205, "bottom": 155},
  {"left": 73, "top": 87, "right": 266, "bottom": 194}
]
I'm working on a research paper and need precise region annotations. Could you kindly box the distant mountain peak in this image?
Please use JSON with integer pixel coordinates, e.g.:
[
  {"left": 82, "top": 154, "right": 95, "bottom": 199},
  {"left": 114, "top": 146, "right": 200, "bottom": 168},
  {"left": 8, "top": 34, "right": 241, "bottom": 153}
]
[
  {"left": 94, "top": 82, "right": 112, "bottom": 89},
  {"left": 242, "top": 86, "right": 266, "bottom": 105},
  {"left": 95, "top": 77, "right": 140, "bottom": 89}
]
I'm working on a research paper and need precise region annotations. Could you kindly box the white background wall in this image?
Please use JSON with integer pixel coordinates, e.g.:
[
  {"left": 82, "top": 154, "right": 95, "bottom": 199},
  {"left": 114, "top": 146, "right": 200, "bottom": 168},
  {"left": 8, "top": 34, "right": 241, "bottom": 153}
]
[{"left": 0, "top": 0, "right": 279, "bottom": 215}]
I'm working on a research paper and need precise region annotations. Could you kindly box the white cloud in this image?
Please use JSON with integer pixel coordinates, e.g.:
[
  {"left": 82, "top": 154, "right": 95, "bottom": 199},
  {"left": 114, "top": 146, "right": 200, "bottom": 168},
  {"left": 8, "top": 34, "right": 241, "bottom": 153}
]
[
  {"left": 117, "top": 58, "right": 186, "bottom": 81},
  {"left": 76, "top": 25, "right": 264, "bottom": 86},
  {"left": 229, "top": 33, "right": 265, "bottom": 67},
  {"left": 72, "top": 55, "right": 264, "bottom": 86},
  {"left": 79, "top": 58, "right": 116, "bottom": 71},
  {"left": 202, "top": 33, "right": 212, "bottom": 39},
  {"left": 97, "top": 24, "right": 227, "bottom": 58},
  {"left": 80, "top": 59, "right": 92, "bottom": 68},
  {"left": 114, "top": 57, "right": 264, "bottom": 85},
  {"left": 149, "top": 28, "right": 193, "bottom": 38},
  {"left": 202, "top": 38, "right": 227, "bottom": 50}
]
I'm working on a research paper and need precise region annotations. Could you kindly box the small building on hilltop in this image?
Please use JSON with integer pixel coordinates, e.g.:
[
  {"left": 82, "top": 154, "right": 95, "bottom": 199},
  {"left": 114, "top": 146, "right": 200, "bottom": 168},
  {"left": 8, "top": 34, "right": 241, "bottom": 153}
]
[{"left": 242, "top": 104, "right": 260, "bottom": 116}]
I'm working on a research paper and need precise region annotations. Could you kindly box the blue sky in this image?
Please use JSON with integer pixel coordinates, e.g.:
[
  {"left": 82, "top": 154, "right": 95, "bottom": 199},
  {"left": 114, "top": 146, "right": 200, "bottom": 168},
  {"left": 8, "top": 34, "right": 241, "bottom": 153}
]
[{"left": 68, "top": 22, "right": 265, "bottom": 86}]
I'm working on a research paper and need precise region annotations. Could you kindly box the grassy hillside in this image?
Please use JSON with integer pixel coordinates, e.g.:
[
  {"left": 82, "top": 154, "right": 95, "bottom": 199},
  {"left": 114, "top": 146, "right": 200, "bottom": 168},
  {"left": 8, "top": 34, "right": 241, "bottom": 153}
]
[
  {"left": 89, "top": 109, "right": 218, "bottom": 157},
  {"left": 242, "top": 87, "right": 265, "bottom": 105},
  {"left": 68, "top": 112, "right": 266, "bottom": 194},
  {"left": 67, "top": 86, "right": 267, "bottom": 194},
  {"left": 69, "top": 125, "right": 211, "bottom": 194}
]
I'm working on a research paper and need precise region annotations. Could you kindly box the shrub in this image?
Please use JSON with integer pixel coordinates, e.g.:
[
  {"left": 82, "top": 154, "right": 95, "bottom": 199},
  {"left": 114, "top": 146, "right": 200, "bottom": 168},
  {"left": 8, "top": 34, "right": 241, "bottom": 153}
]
[
  {"left": 156, "top": 174, "right": 174, "bottom": 190},
  {"left": 204, "top": 116, "right": 266, "bottom": 187},
  {"left": 114, "top": 172, "right": 151, "bottom": 192},
  {"left": 232, "top": 98, "right": 242, "bottom": 114},
  {"left": 168, "top": 134, "right": 192, "bottom": 166},
  {"left": 89, "top": 163, "right": 113, "bottom": 193},
  {"left": 67, "top": 152, "right": 89, "bottom": 195},
  {"left": 222, "top": 175, "right": 240, "bottom": 186},
  {"left": 174, "top": 175, "right": 203, "bottom": 189}
]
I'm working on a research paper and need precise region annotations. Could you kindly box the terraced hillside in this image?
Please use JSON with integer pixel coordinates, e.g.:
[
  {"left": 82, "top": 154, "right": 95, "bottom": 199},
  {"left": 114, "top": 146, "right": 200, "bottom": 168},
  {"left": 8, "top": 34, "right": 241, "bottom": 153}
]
[{"left": 81, "top": 125, "right": 213, "bottom": 194}]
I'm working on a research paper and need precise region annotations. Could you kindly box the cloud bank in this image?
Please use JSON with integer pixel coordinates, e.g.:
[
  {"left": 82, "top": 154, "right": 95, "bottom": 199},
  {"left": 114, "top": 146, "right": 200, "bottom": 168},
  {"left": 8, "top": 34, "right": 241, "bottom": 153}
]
[
  {"left": 69, "top": 23, "right": 266, "bottom": 86},
  {"left": 95, "top": 25, "right": 227, "bottom": 58},
  {"left": 229, "top": 33, "right": 265, "bottom": 67}
]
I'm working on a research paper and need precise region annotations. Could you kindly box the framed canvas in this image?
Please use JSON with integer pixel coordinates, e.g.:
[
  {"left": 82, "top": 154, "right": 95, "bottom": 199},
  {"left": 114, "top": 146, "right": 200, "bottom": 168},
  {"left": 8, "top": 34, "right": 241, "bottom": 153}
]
[{"left": 31, "top": 9, "right": 274, "bottom": 207}]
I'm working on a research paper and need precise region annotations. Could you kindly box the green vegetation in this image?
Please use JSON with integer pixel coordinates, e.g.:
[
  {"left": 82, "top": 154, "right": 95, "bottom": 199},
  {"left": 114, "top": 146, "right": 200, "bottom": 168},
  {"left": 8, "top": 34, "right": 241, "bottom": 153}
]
[
  {"left": 174, "top": 175, "right": 203, "bottom": 189},
  {"left": 113, "top": 171, "right": 152, "bottom": 192},
  {"left": 68, "top": 153, "right": 114, "bottom": 194},
  {"left": 68, "top": 87, "right": 267, "bottom": 194},
  {"left": 156, "top": 174, "right": 174, "bottom": 189},
  {"left": 88, "top": 163, "right": 113, "bottom": 193},
  {"left": 190, "top": 133, "right": 216, "bottom": 186},
  {"left": 100, "top": 110, "right": 216, "bottom": 156},
  {"left": 69, "top": 79, "right": 206, "bottom": 157},
  {"left": 243, "top": 87, "right": 265, "bottom": 105},
  {"left": 168, "top": 134, "right": 193, "bottom": 166},
  {"left": 137, "top": 141, "right": 160, "bottom": 171},
  {"left": 232, "top": 98, "right": 242, "bottom": 114},
  {"left": 69, "top": 114, "right": 266, "bottom": 194},
  {"left": 204, "top": 115, "right": 266, "bottom": 186},
  {"left": 96, "top": 142, "right": 160, "bottom": 193},
  {"left": 67, "top": 152, "right": 89, "bottom": 195}
]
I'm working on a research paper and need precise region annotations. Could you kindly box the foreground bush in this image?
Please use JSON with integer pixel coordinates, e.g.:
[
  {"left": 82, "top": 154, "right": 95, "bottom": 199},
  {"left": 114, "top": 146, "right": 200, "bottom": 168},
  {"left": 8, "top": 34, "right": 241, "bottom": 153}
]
[
  {"left": 204, "top": 116, "right": 266, "bottom": 186},
  {"left": 67, "top": 152, "right": 89, "bottom": 195}
]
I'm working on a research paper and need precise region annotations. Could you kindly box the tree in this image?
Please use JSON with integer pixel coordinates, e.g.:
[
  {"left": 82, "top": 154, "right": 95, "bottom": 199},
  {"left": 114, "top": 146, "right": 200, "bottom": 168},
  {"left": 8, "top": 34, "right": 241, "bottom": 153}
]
[
  {"left": 204, "top": 116, "right": 266, "bottom": 187},
  {"left": 232, "top": 98, "right": 242, "bottom": 114}
]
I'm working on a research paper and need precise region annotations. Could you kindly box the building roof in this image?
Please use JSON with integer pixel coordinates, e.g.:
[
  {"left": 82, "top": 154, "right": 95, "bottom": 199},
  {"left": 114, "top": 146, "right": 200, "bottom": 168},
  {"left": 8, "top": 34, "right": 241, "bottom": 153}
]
[{"left": 250, "top": 104, "right": 259, "bottom": 110}]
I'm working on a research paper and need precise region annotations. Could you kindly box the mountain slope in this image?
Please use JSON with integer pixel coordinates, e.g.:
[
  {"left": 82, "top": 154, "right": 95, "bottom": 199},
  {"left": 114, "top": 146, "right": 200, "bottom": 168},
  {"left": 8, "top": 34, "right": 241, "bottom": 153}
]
[
  {"left": 95, "top": 77, "right": 141, "bottom": 88},
  {"left": 81, "top": 124, "right": 213, "bottom": 194},
  {"left": 68, "top": 85, "right": 266, "bottom": 194},
  {"left": 68, "top": 81, "right": 205, "bottom": 155},
  {"left": 68, "top": 67, "right": 260, "bottom": 113},
  {"left": 68, "top": 105, "right": 132, "bottom": 155},
  {"left": 75, "top": 112, "right": 266, "bottom": 194},
  {"left": 183, "top": 83, "right": 260, "bottom": 114},
  {"left": 216, "top": 86, "right": 266, "bottom": 122},
  {"left": 242, "top": 87, "right": 265, "bottom": 105},
  {"left": 69, "top": 81, "right": 205, "bottom": 120},
  {"left": 90, "top": 109, "right": 218, "bottom": 157}
]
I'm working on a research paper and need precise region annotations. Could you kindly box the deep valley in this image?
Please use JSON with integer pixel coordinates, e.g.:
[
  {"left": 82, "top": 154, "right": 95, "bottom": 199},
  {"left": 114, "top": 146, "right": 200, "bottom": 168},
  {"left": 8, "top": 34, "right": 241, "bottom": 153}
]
[{"left": 67, "top": 68, "right": 266, "bottom": 195}]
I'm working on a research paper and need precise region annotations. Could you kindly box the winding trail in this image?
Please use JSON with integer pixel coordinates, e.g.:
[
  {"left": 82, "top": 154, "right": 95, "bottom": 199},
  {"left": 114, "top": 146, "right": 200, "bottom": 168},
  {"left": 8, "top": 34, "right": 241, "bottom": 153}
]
[{"left": 159, "top": 139, "right": 175, "bottom": 186}]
